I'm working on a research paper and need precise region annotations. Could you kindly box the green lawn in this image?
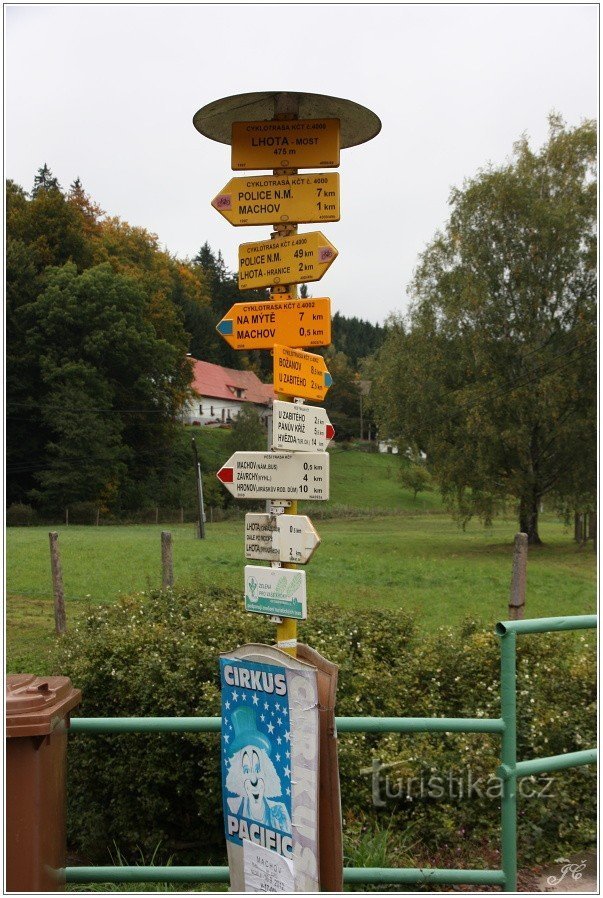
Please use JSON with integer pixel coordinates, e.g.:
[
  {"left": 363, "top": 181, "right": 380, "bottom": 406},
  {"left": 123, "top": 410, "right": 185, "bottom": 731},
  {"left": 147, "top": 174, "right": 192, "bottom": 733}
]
[{"left": 7, "top": 513, "right": 596, "bottom": 675}]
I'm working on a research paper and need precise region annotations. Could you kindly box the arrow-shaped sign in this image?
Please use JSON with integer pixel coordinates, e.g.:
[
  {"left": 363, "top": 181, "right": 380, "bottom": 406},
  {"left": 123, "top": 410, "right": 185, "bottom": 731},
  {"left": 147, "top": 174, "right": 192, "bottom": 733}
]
[
  {"left": 216, "top": 298, "right": 331, "bottom": 350},
  {"left": 273, "top": 346, "right": 333, "bottom": 403},
  {"left": 272, "top": 400, "right": 334, "bottom": 452},
  {"left": 212, "top": 173, "right": 340, "bottom": 227},
  {"left": 245, "top": 513, "right": 321, "bottom": 564},
  {"left": 244, "top": 565, "right": 307, "bottom": 619},
  {"left": 238, "top": 232, "right": 338, "bottom": 291},
  {"left": 217, "top": 452, "right": 329, "bottom": 501}
]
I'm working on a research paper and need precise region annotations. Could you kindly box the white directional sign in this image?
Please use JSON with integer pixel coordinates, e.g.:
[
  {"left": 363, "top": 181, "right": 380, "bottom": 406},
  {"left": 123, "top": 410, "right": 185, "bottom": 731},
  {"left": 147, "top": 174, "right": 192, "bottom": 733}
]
[
  {"left": 272, "top": 400, "right": 335, "bottom": 453},
  {"left": 244, "top": 565, "right": 307, "bottom": 619},
  {"left": 245, "top": 513, "right": 321, "bottom": 564},
  {"left": 217, "top": 452, "right": 329, "bottom": 501}
]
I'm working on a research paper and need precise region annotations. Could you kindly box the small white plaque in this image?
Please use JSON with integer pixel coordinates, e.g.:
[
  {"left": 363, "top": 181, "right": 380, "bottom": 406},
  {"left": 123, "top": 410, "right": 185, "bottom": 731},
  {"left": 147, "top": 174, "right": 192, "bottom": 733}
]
[{"left": 243, "top": 839, "right": 295, "bottom": 892}]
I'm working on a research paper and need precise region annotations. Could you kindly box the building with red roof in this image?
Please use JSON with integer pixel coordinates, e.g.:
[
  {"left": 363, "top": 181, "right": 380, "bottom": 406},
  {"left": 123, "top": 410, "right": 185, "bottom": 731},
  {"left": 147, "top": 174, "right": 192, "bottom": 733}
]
[{"left": 183, "top": 358, "right": 274, "bottom": 426}]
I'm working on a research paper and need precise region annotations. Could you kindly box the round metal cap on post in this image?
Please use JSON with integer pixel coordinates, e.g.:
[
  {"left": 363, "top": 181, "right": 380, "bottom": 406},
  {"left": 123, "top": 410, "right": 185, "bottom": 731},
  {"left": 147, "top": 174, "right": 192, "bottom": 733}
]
[{"left": 193, "top": 91, "right": 381, "bottom": 149}]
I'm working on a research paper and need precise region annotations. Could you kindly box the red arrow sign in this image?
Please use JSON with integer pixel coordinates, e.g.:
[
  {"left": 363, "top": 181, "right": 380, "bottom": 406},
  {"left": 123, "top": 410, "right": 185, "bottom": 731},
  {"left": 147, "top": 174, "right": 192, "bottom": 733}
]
[{"left": 217, "top": 466, "right": 234, "bottom": 484}]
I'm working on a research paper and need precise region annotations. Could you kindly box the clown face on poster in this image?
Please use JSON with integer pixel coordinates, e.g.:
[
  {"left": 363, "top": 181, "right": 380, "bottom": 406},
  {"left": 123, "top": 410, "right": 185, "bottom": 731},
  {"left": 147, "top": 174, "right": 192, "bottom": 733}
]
[{"left": 220, "top": 644, "right": 320, "bottom": 892}]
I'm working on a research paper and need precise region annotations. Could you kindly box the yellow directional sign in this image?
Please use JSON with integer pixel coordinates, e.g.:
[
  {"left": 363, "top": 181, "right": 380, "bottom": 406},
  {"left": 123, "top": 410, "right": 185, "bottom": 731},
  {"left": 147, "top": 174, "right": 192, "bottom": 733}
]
[
  {"left": 231, "top": 119, "right": 340, "bottom": 171},
  {"left": 238, "top": 232, "right": 338, "bottom": 290},
  {"left": 216, "top": 297, "right": 331, "bottom": 350},
  {"left": 212, "top": 173, "right": 340, "bottom": 227},
  {"left": 273, "top": 345, "right": 333, "bottom": 402}
]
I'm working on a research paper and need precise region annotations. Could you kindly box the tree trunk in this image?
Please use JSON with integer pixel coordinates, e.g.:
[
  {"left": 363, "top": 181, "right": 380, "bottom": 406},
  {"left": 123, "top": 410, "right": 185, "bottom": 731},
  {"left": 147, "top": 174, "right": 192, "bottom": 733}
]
[{"left": 519, "top": 495, "right": 542, "bottom": 545}]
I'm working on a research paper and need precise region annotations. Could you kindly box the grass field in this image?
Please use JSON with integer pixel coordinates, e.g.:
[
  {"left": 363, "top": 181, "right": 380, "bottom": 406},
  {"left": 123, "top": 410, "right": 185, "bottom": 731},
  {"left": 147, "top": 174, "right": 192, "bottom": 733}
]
[
  {"left": 7, "top": 513, "right": 596, "bottom": 675},
  {"left": 6, "top": 444, "right": 596, "bottom": 673}
]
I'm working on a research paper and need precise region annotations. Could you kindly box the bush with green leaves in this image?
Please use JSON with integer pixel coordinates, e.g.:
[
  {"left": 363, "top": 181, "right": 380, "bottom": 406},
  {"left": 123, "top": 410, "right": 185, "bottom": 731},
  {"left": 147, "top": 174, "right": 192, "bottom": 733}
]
[
  {"left": 55, "top": 587, "right": 595, "bottom": 867},
  {"left": 6, "top": 502, "right": 38, "bottom": 526}
]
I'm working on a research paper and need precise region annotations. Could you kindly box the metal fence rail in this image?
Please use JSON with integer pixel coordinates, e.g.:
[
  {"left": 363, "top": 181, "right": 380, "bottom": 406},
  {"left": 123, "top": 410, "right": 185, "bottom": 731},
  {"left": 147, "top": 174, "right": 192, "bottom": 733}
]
[{"left": 65, "top": 615, "right": 597, "bottom": 891}]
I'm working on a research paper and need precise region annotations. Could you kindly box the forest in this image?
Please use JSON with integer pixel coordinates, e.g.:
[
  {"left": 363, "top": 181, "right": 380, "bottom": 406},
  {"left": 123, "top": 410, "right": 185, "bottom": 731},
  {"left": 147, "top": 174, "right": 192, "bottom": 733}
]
[{"left": 6, "top": 166, "right": 384, "bottom": 516}]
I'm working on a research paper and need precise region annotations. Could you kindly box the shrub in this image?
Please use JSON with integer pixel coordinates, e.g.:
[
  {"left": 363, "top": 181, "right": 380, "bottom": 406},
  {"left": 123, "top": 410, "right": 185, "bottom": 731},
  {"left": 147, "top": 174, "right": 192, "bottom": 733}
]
[
  {"left": 55, "top": 588, "right": 596, "bottom": 867},
  {"left": 67, "top": 501, "right": 100, "bottom": 525},
  {"left": 6, "top": 502, "right": 38, "bottom": 526}
]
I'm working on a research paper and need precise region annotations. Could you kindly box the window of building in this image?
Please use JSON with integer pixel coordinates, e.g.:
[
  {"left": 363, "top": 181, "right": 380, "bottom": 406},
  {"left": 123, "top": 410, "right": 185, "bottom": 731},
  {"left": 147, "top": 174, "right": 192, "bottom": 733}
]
[{"left": 221, "top": 409, "right": 225, "bottom": 422}]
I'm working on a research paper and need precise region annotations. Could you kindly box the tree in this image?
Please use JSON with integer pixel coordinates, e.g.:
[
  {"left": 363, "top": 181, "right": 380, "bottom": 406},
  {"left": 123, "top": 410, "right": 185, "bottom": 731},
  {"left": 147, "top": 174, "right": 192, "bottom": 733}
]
[
  {"left": 24, "top": 262, "right": 192, "bottom": 511},
  {"left": 372, "top": 116, "right": 596, "bottom": 544},
  {"left": 227, "top": 405, "right": 266, "bottom": 454},
  {"left": 322, "top": 349, "right": 361, "bottom": 441},
  {"left": 398, "top": 461, "right": 432, "bottom": 500},
  {"left": 31, "top": 163, "right": 60, "bottom": 196}
]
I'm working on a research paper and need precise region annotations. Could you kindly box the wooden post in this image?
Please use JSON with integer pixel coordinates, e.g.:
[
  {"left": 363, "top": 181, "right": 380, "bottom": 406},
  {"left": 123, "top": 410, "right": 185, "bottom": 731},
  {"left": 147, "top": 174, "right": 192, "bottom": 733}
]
[
  {"left": 588, "top": 511, "right": 597, "bottom": 539},
  {"left": 49, "top": 531, "right": 67, "bottom": 635},
  {"left": 509, "top": 532, "right": 528, "bottom": 621},
  {"left": 180, "top": 506, "right": 184, "bottom": 525},
  {"left": 65, "top": 507, "right": 69, "bottom": 527},
  {"left": 155, "top": 506, "right": 159, "bottom": 525},
  {"left": 574, "top": 512, "right": 583, "bottom": 542},
  {"left": 95, "top": 507, "right": 100, "bottom": 527},
  {"left": 161, "top": 531, "right": 174, "bottom": 589}
]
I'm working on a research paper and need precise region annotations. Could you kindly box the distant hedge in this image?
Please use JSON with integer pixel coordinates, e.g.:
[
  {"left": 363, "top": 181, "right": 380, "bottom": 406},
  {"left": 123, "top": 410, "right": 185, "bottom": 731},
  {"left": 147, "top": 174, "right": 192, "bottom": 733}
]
[{"left": 55, "top": 587, "right": 596, "bottom": 866}]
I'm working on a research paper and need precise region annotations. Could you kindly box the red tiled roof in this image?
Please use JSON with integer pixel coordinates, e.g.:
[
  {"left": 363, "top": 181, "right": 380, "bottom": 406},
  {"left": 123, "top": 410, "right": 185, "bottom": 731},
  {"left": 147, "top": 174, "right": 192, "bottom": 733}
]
[{"left": 190, "top": 359, "right": 274, "bottom": 405}]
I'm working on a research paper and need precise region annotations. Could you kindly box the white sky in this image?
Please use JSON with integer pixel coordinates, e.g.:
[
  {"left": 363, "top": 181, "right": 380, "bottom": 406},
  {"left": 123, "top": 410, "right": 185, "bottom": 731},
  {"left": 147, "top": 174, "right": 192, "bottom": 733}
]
[{"left": 5, "top": 3, "right": 598, "bottom": 325}]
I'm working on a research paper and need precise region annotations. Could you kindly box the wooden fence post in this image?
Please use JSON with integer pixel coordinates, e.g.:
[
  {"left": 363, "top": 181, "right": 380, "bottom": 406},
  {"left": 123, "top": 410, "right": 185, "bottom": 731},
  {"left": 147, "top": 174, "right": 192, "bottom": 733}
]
[
  {"left": 155, "top": 506, "right": 159, "bottom": 525},
  {"left": 161, "top": 531, "right": 174, "bottom": 589},
  {"left": 96, "top": 507, "right": 100, "bottom": 527},
  {"left": 49, "top": 531, "right": 67, "bottom": 635},
  {"left": 65, "top": 507, "right": 69, "bottom": 527},
  {"left": 509, "top": 532, "right": 528, "bottom": 620},
  {"left": 180, "top": 507, "right": 184, "bottom": 524},
  {"left": 574, "top": 512, "right": 583, "bottom": 542}
]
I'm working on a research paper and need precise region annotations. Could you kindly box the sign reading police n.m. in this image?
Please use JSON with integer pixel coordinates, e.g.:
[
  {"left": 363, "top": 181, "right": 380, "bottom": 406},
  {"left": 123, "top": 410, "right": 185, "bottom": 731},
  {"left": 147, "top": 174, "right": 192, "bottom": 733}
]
[{"left": 220, "top": 644, "right": 320, "bottom": 892}]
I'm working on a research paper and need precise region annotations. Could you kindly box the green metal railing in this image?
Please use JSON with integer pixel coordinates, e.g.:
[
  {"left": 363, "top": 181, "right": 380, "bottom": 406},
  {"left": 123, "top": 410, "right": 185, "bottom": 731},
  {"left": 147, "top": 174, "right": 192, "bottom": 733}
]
[{"left": 66, "top": 614, "right": 597, "bottom": 891}]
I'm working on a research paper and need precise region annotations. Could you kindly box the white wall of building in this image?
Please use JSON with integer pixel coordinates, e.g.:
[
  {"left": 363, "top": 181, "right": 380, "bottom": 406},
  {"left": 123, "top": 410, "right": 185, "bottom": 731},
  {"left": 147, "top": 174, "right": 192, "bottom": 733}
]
[{"left": 182, "top": 397, "right": 269, "bottom": 426}]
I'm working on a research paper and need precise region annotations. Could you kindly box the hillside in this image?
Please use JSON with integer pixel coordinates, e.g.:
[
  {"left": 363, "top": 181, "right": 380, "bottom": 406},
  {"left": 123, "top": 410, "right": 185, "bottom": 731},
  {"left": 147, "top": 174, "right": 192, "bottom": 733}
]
[{"left": 184, "top": 427, "right": 441, "bottom": 515}]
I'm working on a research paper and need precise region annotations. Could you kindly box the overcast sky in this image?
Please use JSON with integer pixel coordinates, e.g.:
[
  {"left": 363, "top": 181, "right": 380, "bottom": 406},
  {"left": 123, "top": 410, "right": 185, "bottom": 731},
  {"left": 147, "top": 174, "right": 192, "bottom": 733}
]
[{"left": 5, "top": 4, "right": 598, "bottom": 324}]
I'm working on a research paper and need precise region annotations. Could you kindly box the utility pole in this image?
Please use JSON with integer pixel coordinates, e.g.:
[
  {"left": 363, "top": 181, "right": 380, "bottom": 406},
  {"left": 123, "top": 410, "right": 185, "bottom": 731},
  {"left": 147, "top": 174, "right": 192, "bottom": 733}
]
[{"left": 191, "top": 437, "right": 206, "bottom": 539}]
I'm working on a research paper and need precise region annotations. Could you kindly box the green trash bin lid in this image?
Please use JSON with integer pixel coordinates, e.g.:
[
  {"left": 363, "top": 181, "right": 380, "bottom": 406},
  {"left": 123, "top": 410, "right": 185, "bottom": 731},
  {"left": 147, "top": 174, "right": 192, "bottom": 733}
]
[{"left": 6, "top": 675, "right": 81, "bottom": 738}]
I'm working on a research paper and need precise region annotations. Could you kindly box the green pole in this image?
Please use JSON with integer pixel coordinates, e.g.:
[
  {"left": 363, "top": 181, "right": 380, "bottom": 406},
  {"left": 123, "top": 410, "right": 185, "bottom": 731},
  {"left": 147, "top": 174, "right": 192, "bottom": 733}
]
[
  {"left": 499, "top": 630, "right": 517, "bottom": 891},
  {"left": 65, "top": 866, "right": 506, "bottom": 886}
]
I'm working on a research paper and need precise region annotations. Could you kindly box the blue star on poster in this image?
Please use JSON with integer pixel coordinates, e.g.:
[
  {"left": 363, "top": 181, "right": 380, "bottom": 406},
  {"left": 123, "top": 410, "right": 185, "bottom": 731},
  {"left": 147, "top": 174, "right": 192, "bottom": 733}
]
[{"left": 220, "top": 657, "right": 293, "bottom": 859}]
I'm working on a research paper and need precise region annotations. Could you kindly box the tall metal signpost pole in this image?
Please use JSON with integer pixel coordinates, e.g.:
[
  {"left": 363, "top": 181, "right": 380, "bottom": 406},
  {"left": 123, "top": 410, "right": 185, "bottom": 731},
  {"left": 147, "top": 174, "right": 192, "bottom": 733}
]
[{"left": 194, "top": 90, "right": 380, "bottom": 892}]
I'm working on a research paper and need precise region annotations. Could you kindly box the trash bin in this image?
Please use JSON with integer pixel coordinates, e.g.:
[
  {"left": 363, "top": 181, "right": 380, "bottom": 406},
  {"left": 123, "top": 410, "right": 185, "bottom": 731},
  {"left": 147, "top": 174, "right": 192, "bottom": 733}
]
[{"left": 6, "top": 674, "right": 81, "bottom": 892}]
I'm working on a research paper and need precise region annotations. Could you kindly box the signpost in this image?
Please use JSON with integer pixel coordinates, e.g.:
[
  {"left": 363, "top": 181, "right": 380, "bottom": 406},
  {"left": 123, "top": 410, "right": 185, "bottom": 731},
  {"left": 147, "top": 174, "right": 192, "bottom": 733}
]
[
  {"left": 238, "top": 231, "right": 338, "bottom": 290},
  {"left": 272, "top": 400, "right": 334, "bottom": 452},
  {"left": 212, "top": 173, "right": 340, "bottom": 226},
  {"left": 217, "top": 451, "right": 329, "bottom": 501},
  {"left": 231, "top": 119, "right": 340, "bottom": 170},
  {"left": 195, "top": 89, "right": 381, "bottom": 894},
  {"left": 273, "top": 346, "right": 333, "bottom": 404},
  {"left": 216, "top": 298, "right": 331, "bottom": 350},
  {"left": 245, "top": 513, "right": 321, "bottom": 564},
  {"left": 244, "top": 565, "right": 307, "bottom": 619}
]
